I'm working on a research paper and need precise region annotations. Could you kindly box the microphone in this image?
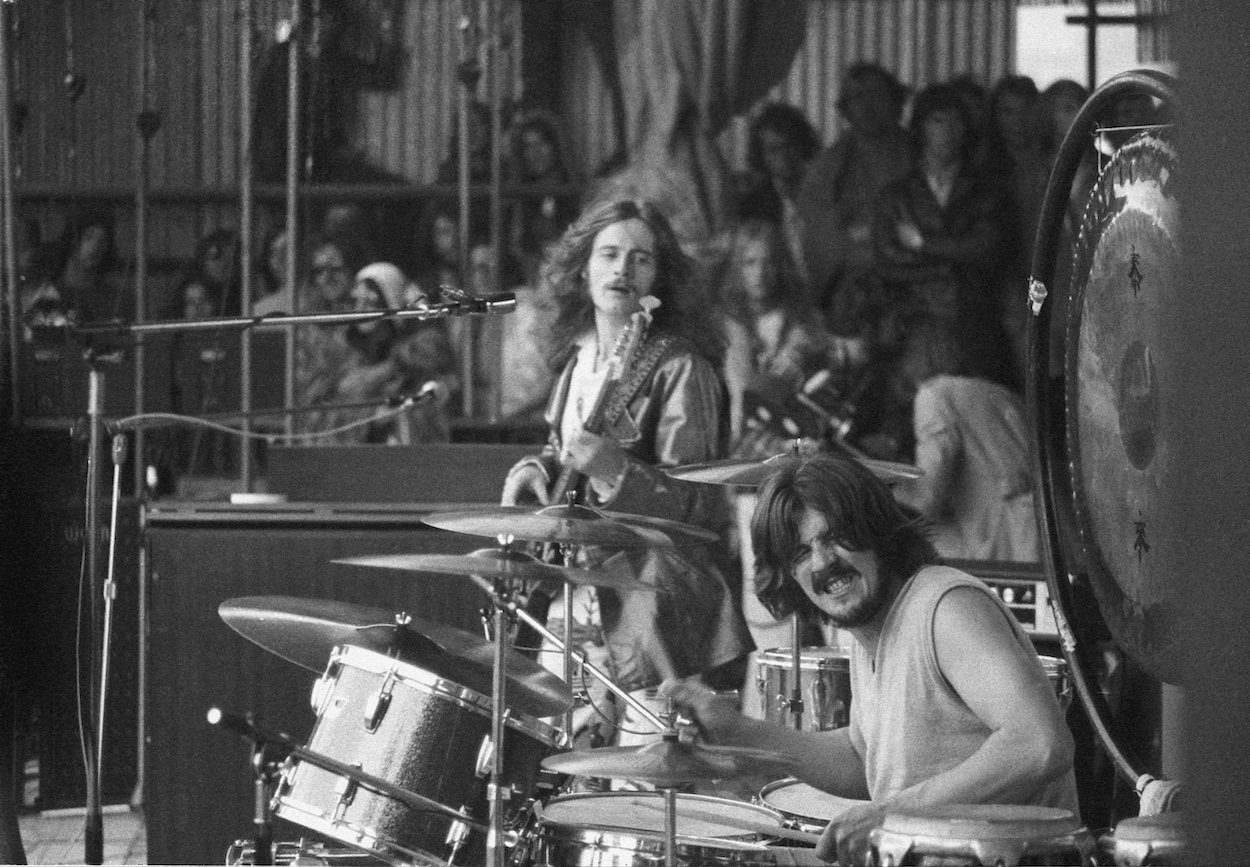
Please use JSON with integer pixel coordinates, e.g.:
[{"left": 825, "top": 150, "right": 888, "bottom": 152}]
[
  {"left": 437, "top": 288, "right": 517, "bottom": 315},
  {"left": 388, "top": 379, "right": 448, "bottom": 408},
  {"left": 206, "top": 707, "right": 258, "bottom": 740},
  {"left": 111, "top": 433, "right": 129, "bottom": 466}
]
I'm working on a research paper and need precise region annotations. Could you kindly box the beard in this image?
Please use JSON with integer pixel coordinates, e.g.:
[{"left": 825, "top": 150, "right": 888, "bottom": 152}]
[{"left": 814, "top": 565, "right": 893, "bottom": 629}]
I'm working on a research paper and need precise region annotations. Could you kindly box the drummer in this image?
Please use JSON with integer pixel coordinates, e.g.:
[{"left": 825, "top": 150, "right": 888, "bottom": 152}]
[
  {"left": 501, "top": 198, "right": 752, "bottom": 761},
  {"left": 662, "top": 452, "right": 1077, "bottom": 865}
]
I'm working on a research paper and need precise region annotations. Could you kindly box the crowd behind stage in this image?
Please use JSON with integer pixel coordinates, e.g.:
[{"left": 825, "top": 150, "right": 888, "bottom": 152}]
[{"left": 16, "top": 65, "right": 1162, "bottom": 537}]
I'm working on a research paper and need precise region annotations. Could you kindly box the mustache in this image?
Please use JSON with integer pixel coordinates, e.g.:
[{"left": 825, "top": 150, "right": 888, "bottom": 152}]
[{"left": 811, "top": 563, "right": 859, "bottom": 593}]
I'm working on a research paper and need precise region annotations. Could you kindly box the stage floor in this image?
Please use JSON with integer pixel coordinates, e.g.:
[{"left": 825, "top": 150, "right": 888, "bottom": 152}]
[{"left": 17, "top": 806, "right": 146, "bottom": 865}]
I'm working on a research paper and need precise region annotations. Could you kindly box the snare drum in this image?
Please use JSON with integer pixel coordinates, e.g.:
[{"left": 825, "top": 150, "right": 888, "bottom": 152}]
[
  {"left": 756, "top": 778, "right": 868, "bottom": 837},
  {"left": 1104, "top": 813, "right": 1186, "bottom": 866},
  {"left": 869, "top": 804, "right": 1096, "bottom": 867},
  {"left": 755, "top": 646, "right": 852, "bottom": 732},
  {"left": 525, "top": 791, "right": 786, "bottom": 866},
  {"left": 273, "top": 644, "right": 566, "bottom": 867},
  {"left": 1038, "top": 656, "right": 1074, "bottom": 713}
]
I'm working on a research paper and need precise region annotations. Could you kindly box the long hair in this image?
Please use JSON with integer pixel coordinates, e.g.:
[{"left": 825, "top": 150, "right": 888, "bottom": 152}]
[
  {"left": 747, "top": 103, "right": 820, "bottom": 175},
  {"left": 751, "top": 453, "right": 936, "bottom": 622},
  {"left": 720, "top": 218, "right": 811, "bottom": 323},
  {"left": 538, "top": 198, "right": 724, "bottom": 368},
  {"left": 908, "top": 83, "right": 979, "bottom": 166}
]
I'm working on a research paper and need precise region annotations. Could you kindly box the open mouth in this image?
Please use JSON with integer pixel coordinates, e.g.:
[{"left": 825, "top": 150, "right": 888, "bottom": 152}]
[
  {"left": 606, "top": 282, "right": 634, "bottom": 295},
  {"left": 813, "top": 568, "right": 858, "bottom": 597}
]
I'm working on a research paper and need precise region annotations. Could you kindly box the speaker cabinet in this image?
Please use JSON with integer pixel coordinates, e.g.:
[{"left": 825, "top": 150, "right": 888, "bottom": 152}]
[{"left": 143, "top": 503, "right": 486, "bottom": 865}]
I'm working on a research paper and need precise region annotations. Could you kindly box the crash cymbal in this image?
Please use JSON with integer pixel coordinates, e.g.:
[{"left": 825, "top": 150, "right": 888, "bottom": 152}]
[
  {"left": 218, "top": 595, "right": 573, "bottom": 717},
  {"left": 666, "top": 452, "right": 923, "bottom": 488},
  {"left": 334, "top": 547, "right": 655, "bottom": 592},
  {"left": 541, "top": 735, "right": 800, "bottom": 786},
  {"left": 424, "top": 503, "right": 689, "bottom": 548}
]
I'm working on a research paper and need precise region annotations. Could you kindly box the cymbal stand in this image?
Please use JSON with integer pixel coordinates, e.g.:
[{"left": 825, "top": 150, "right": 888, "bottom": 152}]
[
  {"left": 468, "top": 576, "right": 666, "bottom": 732},
  {"left": 659, "top": 786, "right": 678, "bottom": 867},
  {"left": 248, "top": 741, "right": 283, "bottom": 866},
  {"left": 788, "top": 613, "right": 805, "bottom": 731},
  {"left": 482, "top": 544, "right": 516, "bottom": 867},
  {"left": 557, "top": 542, "right": 578, "bottom": 736}
]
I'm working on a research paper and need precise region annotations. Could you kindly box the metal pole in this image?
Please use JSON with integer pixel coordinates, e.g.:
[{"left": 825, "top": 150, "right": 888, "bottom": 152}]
[
  {"left": 487, "top": 0, "right": 503, "bottom": 424},
  {"left": 283, "top": 0, "right": 302, "bottom": 441},
  {"left": 132, "top": 0, "right": 152, "bottom": 499},
  {"left": 239, "top": 0, "right": 256, "bottom": 489},
  {"left": 1086, "top": 0, "right": 1098, "bottom": 92},
  {"left": 457, "top": 3, "right": 476, "bottom": 418},
  {"left": 0, "top": 0, "right": 19, "bottom": 427}
]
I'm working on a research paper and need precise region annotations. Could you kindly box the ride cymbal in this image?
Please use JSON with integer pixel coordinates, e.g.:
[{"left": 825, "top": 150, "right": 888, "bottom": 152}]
[
  {"left": 334, "top": 547, "right": 655, "bottom": 592},
  {"left": 666, "top": 452, "right": 923, "bottom": 488},
  {"left": 541, "top": 735, "right": 800, "bottom": 786},
  {"left": 218, "top": 595, "right": 573, "bottom": 717},
  {"left": 423, "top": 503, "right": 708, "bottom": 547}
]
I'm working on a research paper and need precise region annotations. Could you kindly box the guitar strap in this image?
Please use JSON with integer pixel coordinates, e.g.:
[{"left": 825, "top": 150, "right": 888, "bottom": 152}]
[{"left": 593, "top": 331, "right": 677, "bottom": 438}]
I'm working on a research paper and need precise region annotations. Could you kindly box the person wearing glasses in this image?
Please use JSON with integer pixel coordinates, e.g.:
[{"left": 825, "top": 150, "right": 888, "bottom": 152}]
[{"left": 663, "top": 453, "right": 1076, "bottom": 866}]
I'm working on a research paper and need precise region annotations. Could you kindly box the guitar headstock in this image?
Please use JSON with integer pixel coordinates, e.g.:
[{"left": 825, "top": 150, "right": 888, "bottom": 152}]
[{"left": 604, "top": 295, "right": 661, "bottom": 382}]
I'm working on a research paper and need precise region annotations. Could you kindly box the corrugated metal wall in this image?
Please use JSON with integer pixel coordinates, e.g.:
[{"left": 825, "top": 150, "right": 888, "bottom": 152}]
[
  {"left": 563, "top": 0, "right": 1018, "bottom": 176},
  {"left": 14, "top": 0, "right": 1020, "bottom": 197}
]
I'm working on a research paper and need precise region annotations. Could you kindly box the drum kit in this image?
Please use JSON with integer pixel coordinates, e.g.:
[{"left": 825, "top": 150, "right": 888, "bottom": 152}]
[{"left": 207, "top": 447, "right": 1126, "bottom": 867}]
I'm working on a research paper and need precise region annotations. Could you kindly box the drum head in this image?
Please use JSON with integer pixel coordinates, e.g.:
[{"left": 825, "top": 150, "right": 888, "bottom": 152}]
[
  {"left": 540, "top": 791, "right": 782, "bottom": 841},
  {"left": 758, "top": 778, "right": 866, "bottom": 825},
  {"left": 1064, "top": 129, "right": 1186, "bottom": 684}
]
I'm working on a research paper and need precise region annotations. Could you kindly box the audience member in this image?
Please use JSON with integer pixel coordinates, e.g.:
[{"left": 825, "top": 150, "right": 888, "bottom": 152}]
[
  {"left": 45, "top": 207, "right": 127, "bottom": 325},
  {"left": 252, "top": 224, "right": 291, "bottom": 314},
  {"left": 299, "top": 231, "right": 370, "bottom": 313},
  {"left": 719, "top": 218, "right": 831, "bottom": 443},
  {"left": 164, "top": 228, "right": 242, "bottom": 320},
  {"left": 504, "top": 108, "right": 581, "bottom": 284},
  {"left": 797, "top": 63, "right": 912, "bottom": 332},
  {"left": 871, "top": 82, "right": 1012, "bottom": 388},
  {"left": 892, "top": 317, "right": 1038, "bottom": 562},
  {"left": 735, "top": 103, "right": 821, "bottom": 284},
  {"left": 984, "top": 75, "right": 1049, "bottom": 386},
  {"left": 296, "top": 261, "right": 451, "bottom": 444}
]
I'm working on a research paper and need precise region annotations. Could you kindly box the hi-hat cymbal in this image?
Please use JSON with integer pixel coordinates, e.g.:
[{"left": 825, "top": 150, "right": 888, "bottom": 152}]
[
  {"left": 666, "top": 452, "right": 923, "bottom": 488},
  {"left": 423, "top": 503, "right": 713, "bottom": 547},
  {"left": 541, "top": 735, "right": 800, "bottom": 786},
  {"left": 218, "top": 595, "right": 573, "bottom": 717},
  {"left": 334, "top": 547, "right": 655, "bottom": 592}
]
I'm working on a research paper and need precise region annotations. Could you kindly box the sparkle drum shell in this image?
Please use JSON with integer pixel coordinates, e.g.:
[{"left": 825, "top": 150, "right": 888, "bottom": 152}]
[
  {"left": 273, "top": 644, "right": 565, "bottom": 866},
  {"left": 754, "top": 646, "right": 852, "bottom": 732}
]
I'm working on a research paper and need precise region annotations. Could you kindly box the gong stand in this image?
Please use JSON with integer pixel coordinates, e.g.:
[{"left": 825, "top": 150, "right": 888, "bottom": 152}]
[{"left": 1026, "top": 67, "right": 1178, "bottom": 791}]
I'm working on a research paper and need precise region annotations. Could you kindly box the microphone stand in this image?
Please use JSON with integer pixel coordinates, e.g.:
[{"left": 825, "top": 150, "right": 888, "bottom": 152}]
[{"left": 82, "top": 350, "right": 107, "bottom": 865}]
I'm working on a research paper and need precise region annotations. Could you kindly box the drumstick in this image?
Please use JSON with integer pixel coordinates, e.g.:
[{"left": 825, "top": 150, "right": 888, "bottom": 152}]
[{"left": 627, "top": 798, "right": 824, "bottom": 847}]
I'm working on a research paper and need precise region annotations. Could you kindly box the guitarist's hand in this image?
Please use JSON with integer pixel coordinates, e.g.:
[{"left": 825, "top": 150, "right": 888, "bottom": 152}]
[
  {"left": 501, "top": 464, "right": 551, "bottom": 506},
  {"left": 563, "top": 430, "right": 628, "bottom": 486}
]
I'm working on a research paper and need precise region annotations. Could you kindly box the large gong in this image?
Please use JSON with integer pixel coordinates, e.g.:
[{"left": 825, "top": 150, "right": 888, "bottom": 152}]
[{"left": 1065, "top": 130, "right": 1183, "bottom": 685}]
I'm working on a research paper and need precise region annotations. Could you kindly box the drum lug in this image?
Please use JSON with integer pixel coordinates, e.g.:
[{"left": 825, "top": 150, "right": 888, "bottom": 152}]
[
  {"left": 475, "top": 735, "right": 496, "bottom": 778},
  {"left": 310, "top": 672, "right": 334, "bottom": 715},
  {"left": 362, "top": 669, "right": 397, "bottom": 732},
  {"left": 332, "top": 767, "right": 361, "bottom": 821}
]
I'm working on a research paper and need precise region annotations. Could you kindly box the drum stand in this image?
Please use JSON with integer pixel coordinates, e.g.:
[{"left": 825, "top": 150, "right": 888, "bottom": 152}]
[{"left": 787, "top": 614, "right": 805, "bottom": 731}]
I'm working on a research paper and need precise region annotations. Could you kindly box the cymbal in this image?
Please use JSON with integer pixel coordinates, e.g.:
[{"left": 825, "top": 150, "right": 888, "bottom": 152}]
[
  {"left": 666, "top": 452, "right": 923, "bottom": 488},
  {"left": 423, "top": 503, "right": 703, "bottom": 548},
  {"left": 218, "top": 595, "right": 573, "bottom": 718},
  {"left": 334, "top": 547, "right": 655, "bottom": 592},
  {"left": 541, "top": 735, "right": 800, "bottom": 786}
]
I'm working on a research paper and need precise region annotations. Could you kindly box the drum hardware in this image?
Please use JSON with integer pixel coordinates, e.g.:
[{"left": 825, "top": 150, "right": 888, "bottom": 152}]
[
  {"left": 627, "top": 797, "right": 822, "bottom": 847},
  {"left": 208, "top": 706, "right": 490, "bottom": 833},
  {"left": 757, "top": 778, "right": 869, "bottom": 837},
  {"left": 1103, "top": 812, "right": 1185, "bottom": 866}
]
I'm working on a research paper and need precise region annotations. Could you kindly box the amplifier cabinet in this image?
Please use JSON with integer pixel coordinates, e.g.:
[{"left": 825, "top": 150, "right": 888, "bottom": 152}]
[{"left": 143, "top": 503, "right": 486, "bottom": 865}]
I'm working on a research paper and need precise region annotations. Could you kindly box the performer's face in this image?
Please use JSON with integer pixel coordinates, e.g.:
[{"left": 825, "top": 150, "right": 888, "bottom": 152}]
[
  {"left": 585, "top": 218, "right": 657, "bottom": 324},
  {"left": 791, "top": 508, "right": 890, "bottom": 629}
]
